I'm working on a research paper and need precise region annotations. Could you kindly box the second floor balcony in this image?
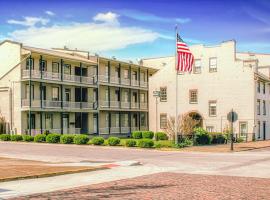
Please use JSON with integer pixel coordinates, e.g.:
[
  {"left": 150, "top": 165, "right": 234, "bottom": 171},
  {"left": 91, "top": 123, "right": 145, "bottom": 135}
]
[
  {"left": 98, "top": 75, "right": 148, "bottom": 88},
  {"left": 22, "top": 69, "right": 97, "bottom": 85},
  {"left": 99, "top": 100, "right": 147, "bottom": 110}
]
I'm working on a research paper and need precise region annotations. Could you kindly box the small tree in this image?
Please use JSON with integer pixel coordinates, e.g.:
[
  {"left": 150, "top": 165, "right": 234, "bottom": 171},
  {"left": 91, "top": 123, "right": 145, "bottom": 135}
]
[{"left": 0, "top": 115, "right": 6, "bottom": 134}]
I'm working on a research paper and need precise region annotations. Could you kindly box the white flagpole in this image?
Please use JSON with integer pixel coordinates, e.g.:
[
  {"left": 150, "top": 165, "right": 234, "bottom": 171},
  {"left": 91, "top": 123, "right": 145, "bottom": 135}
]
[{"left": 175, "top": 25, "right": 178, "bottom": 145}]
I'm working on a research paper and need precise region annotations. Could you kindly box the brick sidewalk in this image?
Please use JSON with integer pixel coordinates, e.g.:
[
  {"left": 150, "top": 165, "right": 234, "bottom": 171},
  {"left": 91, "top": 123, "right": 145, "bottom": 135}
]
[{"left": 12, "top": 172, "right": 270, "bottom": 200}]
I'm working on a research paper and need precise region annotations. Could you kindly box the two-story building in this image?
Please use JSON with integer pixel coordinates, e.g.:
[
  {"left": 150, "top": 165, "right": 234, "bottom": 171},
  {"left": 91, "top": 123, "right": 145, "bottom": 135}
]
[
  {"left": 143, "top": 40, "right": 270, "bottom": 140},
  {"left": 0, "top": 40, "right": 156, "bottom": 136}
]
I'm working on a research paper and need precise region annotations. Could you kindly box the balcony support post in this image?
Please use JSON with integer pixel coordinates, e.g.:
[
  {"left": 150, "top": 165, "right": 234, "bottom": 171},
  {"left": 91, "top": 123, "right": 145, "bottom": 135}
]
[
  {"left": 60, "top": 85, "right": 63, "bottom": 109},
  {"left": 138, "top": 67, "right": 141, "bottom": 87},
  {"left": 129, "top": 65, "right": 131, "bottom": 86},
  {"left": 138, "top": 90, "right": 140, "bottom": 109},
  {"left": 109, "top": 112, "right": 111, "bottom": 135},
  {"left": 80, "top": 62, "right": 82, "bottom": 83},
  {"left": 40, "top": 112, "right": 43, "bottom": 134},
  {"left": 138, "top": 112, "right": 141, "bottom": 131},
  {"left": 108, "top": 61, "right": 111, "bottom": 83},
  {"left": 60, "top": 59, "right": 63, "bottom": 81},
  {"left": 147, "top": 69, "right": 149, "bottom": 87},
  {"left": 80, "top": 86, "right": 82, "bottom": 109},
  {"left": 39, "top": 55, "right": 43, "bottom": 79},
  {"left": 128, "top": 112, "right": 131, "bottom": 135},
  {"left": 119, "top": 63, "right": 121, "bottom": 84},
  {"left": 108, "top": 86, "right": 111, "bottom": 108},
  {"left": 129, "top": 88, "right": 131, "bottom": 109},
  {"left": 119, "top": 87, "right": 121, "bottom": 108},
  {"left": 119, "top": 112, "right": 121, "bottom": 135},
  {"left": 40, "top": 82, "right": 43, "bottom": 108},
  {"left": 60, "top": 112, "right": 63, "bottom": 134}
]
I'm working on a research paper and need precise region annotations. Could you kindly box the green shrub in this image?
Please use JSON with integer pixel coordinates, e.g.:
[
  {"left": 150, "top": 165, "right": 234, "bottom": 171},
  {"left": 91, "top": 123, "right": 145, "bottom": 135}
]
[
  {"left": 236, "top": 137, "right": 244, "bottom": 143},
  {"left": 108, "top": 137, "right": 120, "bottom": 146},
  {"left": 173, "top": 138, "right": 193, "bottom": 148},
  {"left": 74, "top": 134, "right": 89, "bottom": 145},
  {"left": 155, "top": 132, "right": 168, "bottom": 140},
  {"left": 22, "top": 135, "right": 34, "bottom": 142},
  {"left": 0, "top": 134, "right": 10, "bottom": 141},
  {"left": 194, "top": 127, "right": 211, "bottom": 145},
  {"left": 60, "top": 134, "right": 74, "bottom": 144},
  {"left": 154, "top": 140, "right": 173, "bottom": 148},
  {"left": 90, "top": 136, "right": 105, "bottom": 145},
  {"left": 10, "top": 135, "right": 23, "bottom": 141},
  {"left": 46, "top": 133, "right": 61, "bottom": 143},
  {"left": 34, "top": 134, "right": 46, "bottom": 143},
  {"left": 137, "top": 139, "right": 154, "bottom": 148},
  {"left": 142, "top": 131, "right": 154, "bottom": 139},
  {"left": 211, "top": 134, "right": 226, "bottom": 144},
  {"left": 132, "top": 131, "right": 142, "bottom": 139},
  {"left": 125, "top": 139, "right": 137, "bottom": 147}
]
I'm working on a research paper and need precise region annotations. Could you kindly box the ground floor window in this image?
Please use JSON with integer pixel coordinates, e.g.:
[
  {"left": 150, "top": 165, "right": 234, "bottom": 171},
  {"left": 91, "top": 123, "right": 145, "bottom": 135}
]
[
  {"left": 45, "top": 113, "right": 53, "bottom": 129},
  {"left": 239, "top": 122, "right": 248, "bottom": 137},
  {"left": 160, "top": 113, "right": 167, "bottom": 129},
  {"left": 27, "top": 114, "right": 36, "bottom": 129},
  {"left": 141, "top": 113, "right": 146, "bottom": 127},
  {"left": 258, "top": 121, "right": 261, "bottom": 139}
]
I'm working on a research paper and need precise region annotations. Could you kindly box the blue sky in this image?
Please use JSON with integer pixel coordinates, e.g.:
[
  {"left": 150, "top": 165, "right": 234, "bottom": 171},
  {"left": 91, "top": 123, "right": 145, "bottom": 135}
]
[{"left": 0, "top": 0, "right": 269, "bottom": 60}]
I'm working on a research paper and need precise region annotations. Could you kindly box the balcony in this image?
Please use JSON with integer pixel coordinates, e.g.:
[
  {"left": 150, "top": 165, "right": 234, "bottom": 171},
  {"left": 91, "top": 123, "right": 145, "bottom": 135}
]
[
  {"left": 110, "top": 101, "right": 120, "bottom": 108},
  {"left": 121, "top": 101, "right": 130, "bottom": 109},
  {"left": 99, "top": 101, "right": 146, "bottom": 110},
  {"left": 131, "top": 102, "right": 139, "bottom": 109},
  {"left": 110, "top": 127, "right": 120, "bottom": 134},
  {"left": 131, "top": 79, "right": 139, "bottom": 87},
  {"left": 42, "top": 100, "right": 61, "bottom": 109},
  {"left": 121, "top": 78, "right": 130, "bottom": 86},
  {"left": 140, "top": 81, "right": 147, "bottom": 88},
  {"left": 22, "top": 70, "right": 96, "bottom": 85},
  {"left": 140, "top": 102, "right": 148, "bottom": 110},
  {"left": 110, "top": 76, "right": 120, "bottom": 84}
]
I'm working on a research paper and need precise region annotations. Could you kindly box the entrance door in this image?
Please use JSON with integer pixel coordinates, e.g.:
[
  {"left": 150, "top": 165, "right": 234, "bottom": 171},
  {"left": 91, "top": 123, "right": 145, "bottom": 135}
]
[{"left": 263, "top": 121, "right": 266, "bottom": 140}]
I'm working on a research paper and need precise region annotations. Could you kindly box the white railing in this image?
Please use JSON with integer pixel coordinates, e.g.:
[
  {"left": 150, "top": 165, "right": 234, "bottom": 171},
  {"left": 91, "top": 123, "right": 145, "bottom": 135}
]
[
  {"left": 21, "top": 99, "right": 41, "bottom": 108},
  {"left": 121, "top": 127, "right": 130, "bottom": 133},
  {"left": 131, "top": 102, "right": 139, "bottom": 109},
  {"left": 22, "top": 70, "right": 41, "bottom": 79},
  {"left": 63, "top": 74, "right": 81, "bottom": 83},
  {"left": 140, "top": 81, "right": 148, "bottom": 88},
  {"left": 110, "top": 76, "right": 120, "bottom": 84},
  {"left": 43, "top": 71, "right": 61, "bottom": 81},
  {"left": 110, "top": 101, "right": 120, "bottom": 108},
  {"left": 121, "top": 78, "right": 130, "bottom": 85},
  {"left": 140, "top": 102, "right": 148, "bottom": 110},
  {"left": 42, "top": 100, "right": 61, "bottom": 108},
  {"left": 99, "top": 127, "right": 109, "bottom": 134},
  {"left": 140, "top": 126, "right": 148, "bottom": 131},
  {"left": 81, "top": 76, "right": 94, "bottom": 85},
  {"left": 110, "top": 127, "right": 120, "bottom": 134},
  {"left": 63, "top": 101, "right": 81, "bottom": 109},
  {"left": 131, "top": 79, "right": 139, "bottom": 86},
  {"left": 99, "top": 101, "right": 109, "bottom": 108},
  {"left": 81, "top": 102, "right": 93, "bottom": 109},
  {"left": 131, "top": 127, "right": 139, "bottom": 132},
  {"left": 121, "top": 101, "right": 130, "bottom": 109},
  {"left": 98, "top": 75, "right": 109, "bottom": 83}
]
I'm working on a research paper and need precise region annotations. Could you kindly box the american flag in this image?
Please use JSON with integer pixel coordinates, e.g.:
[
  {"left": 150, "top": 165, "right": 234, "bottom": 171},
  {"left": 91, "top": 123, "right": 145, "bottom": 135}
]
[{"left": 176, "top": 34, "right": 194, "bottom": 72}]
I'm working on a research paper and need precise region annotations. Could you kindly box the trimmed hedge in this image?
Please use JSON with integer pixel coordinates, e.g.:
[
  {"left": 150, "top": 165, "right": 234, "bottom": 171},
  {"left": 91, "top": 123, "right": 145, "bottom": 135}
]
[
  {"left": 194, "top": 128, "right": 211, "bottom": 145},
  {"left": 155, "top": 132, "right": 168, "bottom": 141},
  {"left": 125, "top": 139, "right": 137, "bottom": 147},
  {"left": 60, "top": 134, "right": 74, "bottom": 144},
  {"left": 90, "top": 137, "right": 105, "bottom": 145},
  {"left": 46, "top": 134, "right": 61, "bottom": 143},
  {"left": 34, "top": 134, "right": 46, "bottom": 143},
  {"left": 132, "top": 131, "right": 142, "bottom": 139},
  {"left": 0, "top": 134, "right": 10, "bottom": 141},
  {"left": 22, "top": 135, "right": 34, "bottom": 142},
  {"left": 211, "top": 134, "right": 226, "bottom": 144},
  {"left": 11, "top": 135, "right": 23, "bottom": 141},
  {"left": 108, "top": 137, "right": 120, "bottom": 146},
  {"left": 137, "top": 139, "right": 154, "bottom": 148},
  {"left": 74, "top": 134, "right": 89, "bottom": 145},
  {"left": 142, "top": 131, "right": 154, "bottom": 139}
]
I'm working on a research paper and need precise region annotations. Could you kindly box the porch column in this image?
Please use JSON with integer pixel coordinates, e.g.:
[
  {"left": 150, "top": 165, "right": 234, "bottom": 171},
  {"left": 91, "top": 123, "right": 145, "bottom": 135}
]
[
  {"left": 60, "top": 112, "right": 63, "bottom": 134},
  {"left": 138, "top": 89, "right": 140, "bottom": 109},
  {"left": 138, "top": 67, "right": 141, "bottom": 87},
  {"left": 129, "top": 65, "right": 131, "bottom": 86},
  {"left": 109, "top": 112, "right": 111, "bottom": 135},
  {"left": 129, "top": 88, "right": 131, "bottom": 109},
  {"left": 119, "top": 87, "right": 121, "bottom": 108},
  {"left": 60, "top": 85, "right": 63, "bottom": 109},
  {"left": 60, "top": 59, "right": 64, "bottom": 81},
  {"left": 119, "top": 112, "right": 121, "bottom": 134},
  {"left": 28, "top": 55, "right": 32, "bottom": 135},
  {"left": 108, "top": 86, "right": 111, "bottom": 108},
  {"left": 147, "top": 69, "right": 149, "bottom": 87},
  {"left": 40, "top": 112, "right": 43, "bottom": 134},
  {"left": 108, "top": 61, "right": 111, "bottom": 83},
  {"left": 128, "top": 112, "right": 131, "bottom": 135},
  {"left": 138, "top": 112, "right": 141, "bottom": 130},
  {"left": 80, "top": 62, "right": 82, "bottom": 83}
]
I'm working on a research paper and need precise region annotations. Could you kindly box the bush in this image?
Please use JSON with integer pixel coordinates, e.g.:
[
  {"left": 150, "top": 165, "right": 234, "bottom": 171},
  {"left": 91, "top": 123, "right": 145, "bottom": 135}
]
[
  {"left": 125, "top": 139, "right": 137, "bottom": 147},
  {"left": 74, "top": 134, "right": 89, "bottom": 145},
  {"left": 108, "top": 137, "right": 120, "bottom": 146},
  {"left": 173, "top": 138, "right": 193, "bottom": 148},
  {"left": 194, "top": 127, "right": 211, "bottom": 145},
  {"left": 46, "top": 133, "right": 61, "bottom": 143},
  {"left": 10, "top": 135, "right": 23, "bottom": 141},
  {"left": 0, "top": 134, "right": 10, "bottom": 141},
  {"left": 137, "top": 139, "right": 154, "bottom": 148},
  {"left": 142, "top": 131, "right": 154, "bottom": 139},
  {"left": 155, "top": 132, "right": 168, "bottom": 141},
  {"left": 236, "top": 137, "right": 244, "bottom": 143},
  {"left": 211, "top": 134, "right": 226, "bottom": 144},
  {"left": 22, "top": 135, "right": 34, "bottom": 142},
  {"left": 34, "top": 134, "right": 46, "bottom": 143},
  {"left": 154, "top": 140, "right": 173, "bottom": 148},
  {"left": 60, "top": 134, "right": 74, "bottom": 144},
  {"left": 132, "top": 131, "right": 142, "bottom": 139},
  {"left": 90, "top": 136, "right": 105, "bottom": 145}
]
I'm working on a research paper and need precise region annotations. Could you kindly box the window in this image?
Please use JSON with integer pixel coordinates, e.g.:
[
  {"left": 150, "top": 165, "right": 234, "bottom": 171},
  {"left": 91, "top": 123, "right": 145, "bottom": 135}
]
[
  {"left": 115, "top": 67, "right": 120, "bottom": 78},
  {"left": 194, "top": 59, "right": 201, "bottom": 73},
  {"left": 124, "top": 91, "right": 129, "bottom": 102},
  {"left": 124, "top": 69, "right": 129, "bottom": 79},
  {"left": 209, "top": 101, "right": 217, "bottom": 117},
  {"left": 209, "top": 57, "right": 217, "bottom": 72},
  {"left": 52, "top": 62, "right": 59, "bottom": 73},
  {"left": 25, "top": 84, "right": 34, "bottom": 99},
  {"left": 239, "top": 122, "right": 248, "bottom": 137},
  {"left": 206, "top": 126, "right": 214, "bottom": 133},
  {"left": 40, "top": 60, "right": 47, "bottom": 71},
  {"left": 52, "top": 87, "right": 59, "bottom": 101},
  {"left": 141, "top": 113, "right": 146, "bottom": 127},
  {"left": 132, "top": 71, "right": 138, "bottom": 80},
  {"left": 27, "top": 114, "right": 35, "bottom": 129},
  {"left": 189, "top": 90, "right": 198, "bottom": 104},
  {"left": 105, "top": 113, "right": 109, "bottom": 127},
  {"left": 115, "top": 114, "right": 119, "bottom": 127},
  {"left": 141, "top": 72, "right": 146, "bottom": 82},
  {"left": 263, "top": 82, "right": 266, "bottom": 94},
  {"left": 115, "top": 89, "right": 120, "bottom": 101},
  {"left": 64, "top": 64, "right": 71, "bottom": 74},
  {"left": 160, "top": 87, "right": 167, "bottom": 102},
  {"left": 263, "top": 100, "right": 266, "bottom": 115},
  {"left": 257, "top": 99, "right": 261, "bottom": 115},
  {"left": 105, "top": 89, "right": 109, "bottom": 101},
  {"left": 140, "top": 93, "right": 146, "bottom": 102},
  {"left": 45, "top": 113, "right": 53, "bottom": 129},
  {"left": 258, "top": 121, "right": 261, "bottom": 139},
  {"left": 65, "top": 89, "right": 71, "bottom": 102},
  {"left": 257, "top": 81, "right": 260, "bottom": 93},
  {"left": 26, "top": 58, "right": 34, "bottom": 70},
  {"left": 160, "top": 114, "right": 167, "bottom": 129}
]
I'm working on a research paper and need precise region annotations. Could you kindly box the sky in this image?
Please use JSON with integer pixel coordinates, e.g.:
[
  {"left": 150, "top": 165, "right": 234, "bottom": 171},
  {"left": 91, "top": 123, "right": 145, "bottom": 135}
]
[{"left": 0, "top": 0, "right": 269, "bottom": 61}]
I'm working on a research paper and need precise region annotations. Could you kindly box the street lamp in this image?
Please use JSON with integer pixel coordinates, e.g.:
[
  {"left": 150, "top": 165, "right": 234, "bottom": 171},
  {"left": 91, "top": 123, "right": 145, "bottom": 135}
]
[{"left": 153, "top": 90, "right": 160, "bottom": 133}]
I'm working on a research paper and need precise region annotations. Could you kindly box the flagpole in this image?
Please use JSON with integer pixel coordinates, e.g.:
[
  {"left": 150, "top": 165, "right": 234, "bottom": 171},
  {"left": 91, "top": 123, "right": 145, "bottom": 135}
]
[{"left": 175, "top": 25, "right": 178, "bottom": 145}]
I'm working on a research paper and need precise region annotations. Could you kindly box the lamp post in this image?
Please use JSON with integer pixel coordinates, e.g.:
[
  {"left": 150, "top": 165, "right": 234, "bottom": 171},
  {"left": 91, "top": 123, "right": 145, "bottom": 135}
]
[{"left": 153, "top": 90, "right": 160, "bottom": 133}]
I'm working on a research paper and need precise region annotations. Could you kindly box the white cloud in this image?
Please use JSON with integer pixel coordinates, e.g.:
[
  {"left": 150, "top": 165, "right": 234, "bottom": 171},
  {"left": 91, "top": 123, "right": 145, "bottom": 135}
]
[
  {"left": 7, "top": 21, "right": 159, "bottom": 52},
  {"left": 45, "top": 11, "right": 55, "bottom": 16},
  {"left": 7, "top": 16, "right": 49, "bottom": 27},
  {"left": 93, "top": 12, "right": 119, "bottom": 24}
]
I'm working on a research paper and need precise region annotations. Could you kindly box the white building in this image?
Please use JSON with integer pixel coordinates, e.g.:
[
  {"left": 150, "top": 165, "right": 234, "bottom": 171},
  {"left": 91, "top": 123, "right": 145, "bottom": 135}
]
[{"left": 143, "top": 40, "right": 270, "bottom": 140}]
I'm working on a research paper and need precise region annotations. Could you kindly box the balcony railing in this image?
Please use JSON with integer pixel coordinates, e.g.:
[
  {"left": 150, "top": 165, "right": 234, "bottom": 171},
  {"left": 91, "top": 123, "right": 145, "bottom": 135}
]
[
  {"left": 99, "top": 127, "right": 109, "bottom": 134},
  {"left": 110, "top": 127, "right": 120, "bottom": 134},
  {"left": 98, "top": 75, "right": 109, "bottom": 83},
  {"left": 110, "top": 101, "right": 120, "bottom": 108},
  {"left": 121, "top": 101, "right": 130, "bottom": 109},
  {"left": 25, "top": 128, "right": 81, "bottom": 136},
  {"left": 131, "top": 127, "right": 139, "bottom": 132},
  {"left": 140, "top": 102, "right": 148, "bottom": 110},
  {"left": 131, "top": 102, "right": 139, "bottom": 109},
  {"left": 140, "top": 81, "right": 148, "bottom": 88},
  {"left": 131, "top": 79, "right": 139, "bottom": 86},
  {"left": 110, "top": 76, "right": 120, "bottom": 84},
  {"left": 121, "top": 127, "right": 130, "bottom": 133},
  {"left": 99, "top": 101, "right": 146, "bottom": 110},
  {"left": 21, "top": 99, "right": 96, "bottom": 110},
  {"left": 121, "top": 78, "right": 130, "bottom": 85},
  {"left": 22, "top": 70, "right": 96, "bottom": 85}
]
